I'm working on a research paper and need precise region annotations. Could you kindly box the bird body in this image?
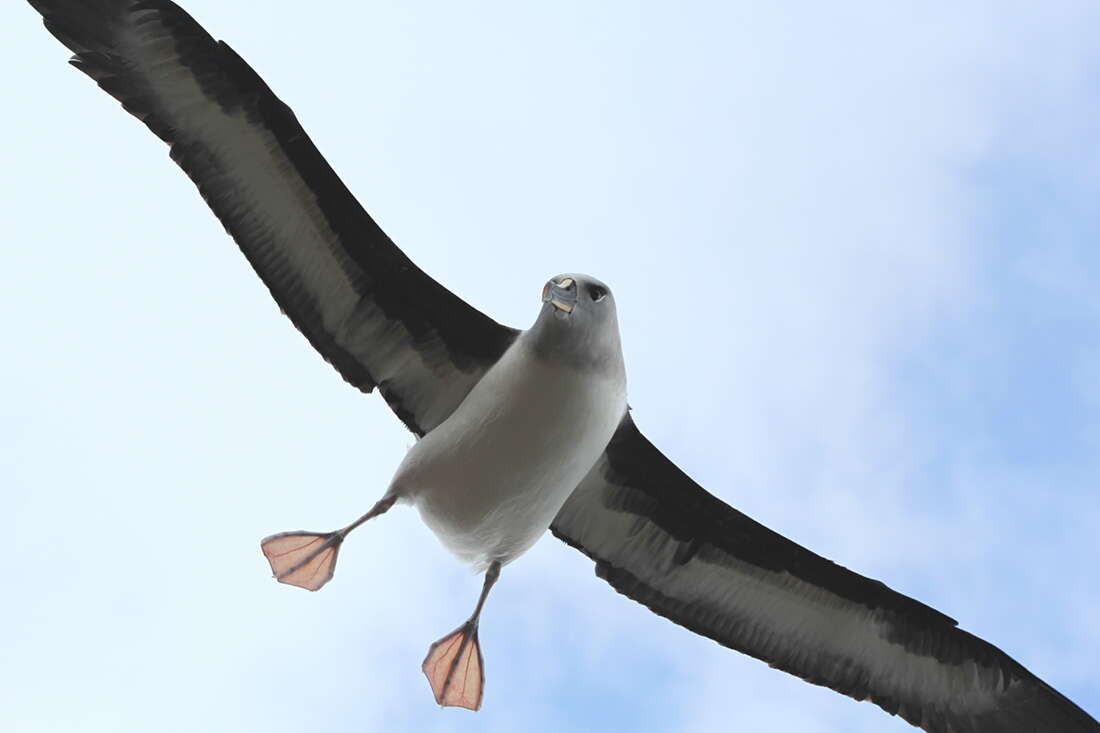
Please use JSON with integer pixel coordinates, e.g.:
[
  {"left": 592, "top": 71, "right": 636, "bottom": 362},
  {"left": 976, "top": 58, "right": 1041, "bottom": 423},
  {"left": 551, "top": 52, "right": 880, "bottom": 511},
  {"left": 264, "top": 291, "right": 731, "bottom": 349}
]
[{"left": 392, "top": 281, "right": 628, "bottom": 570}]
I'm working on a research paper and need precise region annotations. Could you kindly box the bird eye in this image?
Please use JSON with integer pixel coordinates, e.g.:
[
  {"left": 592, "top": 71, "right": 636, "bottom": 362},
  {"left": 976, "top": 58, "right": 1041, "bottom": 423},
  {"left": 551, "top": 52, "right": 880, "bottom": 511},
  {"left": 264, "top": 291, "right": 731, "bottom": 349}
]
[{"left": 589, "top": 286, "right": 607, "bottom": 302}]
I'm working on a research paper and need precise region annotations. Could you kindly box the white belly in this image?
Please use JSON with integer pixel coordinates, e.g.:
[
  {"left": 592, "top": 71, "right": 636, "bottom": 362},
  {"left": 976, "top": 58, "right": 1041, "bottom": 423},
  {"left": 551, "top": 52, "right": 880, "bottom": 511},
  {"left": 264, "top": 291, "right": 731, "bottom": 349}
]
[{"left": 388, "top": 338, "right": 627, "bottom": 569}]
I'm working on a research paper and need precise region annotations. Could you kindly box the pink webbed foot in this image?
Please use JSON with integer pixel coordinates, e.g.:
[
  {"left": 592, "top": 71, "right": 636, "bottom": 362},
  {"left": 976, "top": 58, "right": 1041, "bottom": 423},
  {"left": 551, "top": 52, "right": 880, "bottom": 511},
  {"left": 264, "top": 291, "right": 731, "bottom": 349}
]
[
  {"left": 422, "top": 623, "right": 485, "bottom": 711},
  {"left": 260, "top": 531, "right": 342, "bottom": 591}
]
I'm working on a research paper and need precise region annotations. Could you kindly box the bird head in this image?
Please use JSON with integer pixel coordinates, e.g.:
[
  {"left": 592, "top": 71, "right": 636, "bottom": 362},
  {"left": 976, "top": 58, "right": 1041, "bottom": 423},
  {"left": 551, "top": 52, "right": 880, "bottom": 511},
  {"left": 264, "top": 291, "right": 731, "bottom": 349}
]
[{"left": 531, "top": 273, "right": 624, "bottom": 376}]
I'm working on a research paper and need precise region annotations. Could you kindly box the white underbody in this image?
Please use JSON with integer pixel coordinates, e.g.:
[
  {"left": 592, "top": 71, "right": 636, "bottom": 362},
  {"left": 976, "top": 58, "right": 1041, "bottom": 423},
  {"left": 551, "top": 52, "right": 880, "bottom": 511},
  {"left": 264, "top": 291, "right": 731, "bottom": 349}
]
[{"left": 388, "top": 335, "right": 627, "bottom": 570}]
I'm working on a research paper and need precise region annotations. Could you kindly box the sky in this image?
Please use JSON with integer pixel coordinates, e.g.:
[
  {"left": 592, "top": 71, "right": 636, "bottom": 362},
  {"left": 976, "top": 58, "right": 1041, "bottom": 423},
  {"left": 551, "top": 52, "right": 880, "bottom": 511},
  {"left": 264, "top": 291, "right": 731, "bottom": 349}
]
[{"left": 2, "top": 1, "right": 1099, "bottom": 731}]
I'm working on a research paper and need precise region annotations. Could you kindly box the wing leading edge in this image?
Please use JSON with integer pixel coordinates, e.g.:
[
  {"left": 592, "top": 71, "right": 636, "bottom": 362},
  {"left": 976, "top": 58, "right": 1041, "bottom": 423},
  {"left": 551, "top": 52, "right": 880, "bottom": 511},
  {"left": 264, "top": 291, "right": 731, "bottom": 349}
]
[
  {"left": 552, "top": 415, "right": 1098, "bottom": 733},
  {"left": 30, "top": 0, "right": 517, "bottom": 436}
]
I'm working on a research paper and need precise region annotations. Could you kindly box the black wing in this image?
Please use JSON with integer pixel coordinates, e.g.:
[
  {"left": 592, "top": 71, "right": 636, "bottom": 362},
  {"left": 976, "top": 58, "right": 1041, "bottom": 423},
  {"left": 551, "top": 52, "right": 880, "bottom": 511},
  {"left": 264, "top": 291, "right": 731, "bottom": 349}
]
[
  {"left": 552, "top": 415, "right": 1099, "bottom": 733},
  {"left": 29, "top": 0, "right": 518, "bottom": 436}
]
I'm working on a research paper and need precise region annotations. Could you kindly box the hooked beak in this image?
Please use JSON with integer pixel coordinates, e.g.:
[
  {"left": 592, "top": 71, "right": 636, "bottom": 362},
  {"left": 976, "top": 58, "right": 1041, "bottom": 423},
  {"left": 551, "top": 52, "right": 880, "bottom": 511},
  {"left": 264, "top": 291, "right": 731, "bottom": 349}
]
[{"left": 542, "top": 277, "right": 577, "bottom": 314}]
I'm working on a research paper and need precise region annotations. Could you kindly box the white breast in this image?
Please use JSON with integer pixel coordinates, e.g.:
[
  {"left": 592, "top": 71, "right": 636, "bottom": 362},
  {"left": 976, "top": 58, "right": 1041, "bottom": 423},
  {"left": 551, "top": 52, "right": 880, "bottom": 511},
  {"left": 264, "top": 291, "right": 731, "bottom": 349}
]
[{"left": 389, "top": 336, "right": 627, "bottom": 570}]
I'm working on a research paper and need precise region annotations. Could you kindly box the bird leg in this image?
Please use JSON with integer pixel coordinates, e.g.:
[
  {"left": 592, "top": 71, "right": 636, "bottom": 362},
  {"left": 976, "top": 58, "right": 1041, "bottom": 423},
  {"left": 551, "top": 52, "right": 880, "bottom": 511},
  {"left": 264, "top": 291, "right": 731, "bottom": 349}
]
[
  {"left": 422, "top": 560, "right": 502, "bottom": 711},
  {"left": 260, "top": 495, "right": 397, "bottom": 591}
]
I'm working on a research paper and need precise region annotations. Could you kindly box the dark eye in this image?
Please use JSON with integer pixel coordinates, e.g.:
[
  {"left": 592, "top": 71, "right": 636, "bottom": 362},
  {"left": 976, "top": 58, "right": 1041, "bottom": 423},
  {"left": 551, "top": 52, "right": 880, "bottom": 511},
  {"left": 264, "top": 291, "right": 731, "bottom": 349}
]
[{"left": 589, "top": 285, "right": 607, "bottom": 302}]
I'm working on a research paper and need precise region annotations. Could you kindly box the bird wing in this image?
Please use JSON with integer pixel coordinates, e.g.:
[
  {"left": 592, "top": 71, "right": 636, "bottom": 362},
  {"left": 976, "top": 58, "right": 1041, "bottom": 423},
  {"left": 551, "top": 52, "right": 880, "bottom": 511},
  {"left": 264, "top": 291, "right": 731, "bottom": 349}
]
[
  {"left": 552, "top": 415, "right": 1098, "bottom": 733},
  {"left": 29, "top": 0, "right": 518, "bottom": 436}
]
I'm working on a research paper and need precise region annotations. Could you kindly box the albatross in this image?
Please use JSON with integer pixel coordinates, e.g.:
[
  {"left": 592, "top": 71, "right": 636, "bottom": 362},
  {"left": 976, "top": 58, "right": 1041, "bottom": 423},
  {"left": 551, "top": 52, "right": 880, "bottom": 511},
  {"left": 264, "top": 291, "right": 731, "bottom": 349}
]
[{"left": 26, "top": 1, "right": 1098, "bottom": 730}]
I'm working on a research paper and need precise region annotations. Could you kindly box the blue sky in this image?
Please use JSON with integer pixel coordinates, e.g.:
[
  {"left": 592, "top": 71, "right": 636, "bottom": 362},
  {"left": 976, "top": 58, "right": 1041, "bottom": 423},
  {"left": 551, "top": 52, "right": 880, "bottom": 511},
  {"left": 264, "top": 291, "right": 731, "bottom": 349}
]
[{"left": 2, "top": 1, "right": 1098, "bottom": 731}]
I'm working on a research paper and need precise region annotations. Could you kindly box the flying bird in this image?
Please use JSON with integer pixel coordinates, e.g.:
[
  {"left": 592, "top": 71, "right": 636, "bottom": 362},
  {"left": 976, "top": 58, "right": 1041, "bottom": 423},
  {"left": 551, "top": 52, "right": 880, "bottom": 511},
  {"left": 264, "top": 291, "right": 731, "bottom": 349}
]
[{"left": 27, "top": 1, "right": 1099, "bottom": 730}]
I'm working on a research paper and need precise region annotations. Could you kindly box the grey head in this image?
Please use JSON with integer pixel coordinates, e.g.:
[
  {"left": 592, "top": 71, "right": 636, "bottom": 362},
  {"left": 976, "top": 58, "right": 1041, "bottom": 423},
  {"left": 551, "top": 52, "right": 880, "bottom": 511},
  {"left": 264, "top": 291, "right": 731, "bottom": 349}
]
[{"left": 526, "top": 273, "right": 625, "bottom": 377}]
